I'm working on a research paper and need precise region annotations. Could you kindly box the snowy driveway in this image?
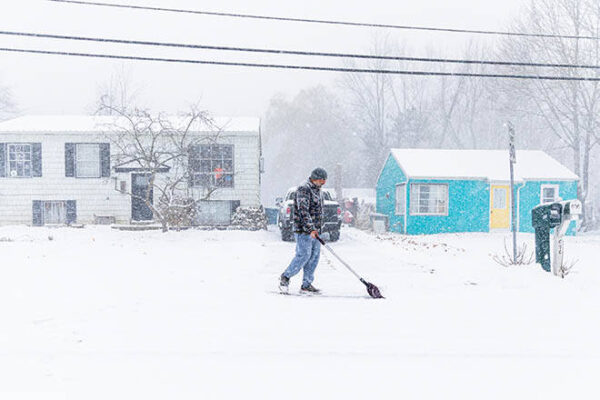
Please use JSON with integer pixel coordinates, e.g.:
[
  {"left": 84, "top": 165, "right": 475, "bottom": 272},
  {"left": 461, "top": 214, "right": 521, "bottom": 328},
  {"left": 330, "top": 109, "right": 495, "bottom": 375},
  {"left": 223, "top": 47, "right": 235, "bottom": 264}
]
[{"left": 1, "top": 226, "right": 599, "bottom": 399}]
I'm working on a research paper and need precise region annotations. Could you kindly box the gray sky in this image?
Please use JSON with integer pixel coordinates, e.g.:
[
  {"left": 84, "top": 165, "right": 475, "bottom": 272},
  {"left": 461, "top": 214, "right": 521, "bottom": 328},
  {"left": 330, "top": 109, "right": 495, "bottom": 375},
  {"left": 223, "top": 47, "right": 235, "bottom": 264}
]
[{"left": 0, "top": 0, "right": 524, "bottom": 117}]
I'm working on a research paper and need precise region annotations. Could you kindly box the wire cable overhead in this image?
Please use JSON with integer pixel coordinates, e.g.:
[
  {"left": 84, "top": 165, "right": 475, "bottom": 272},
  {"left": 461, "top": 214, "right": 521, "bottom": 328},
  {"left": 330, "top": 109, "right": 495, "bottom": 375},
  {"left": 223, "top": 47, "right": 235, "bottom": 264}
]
[
  {"left": 2, "top": 30, "right": 600, "bottom": 70},
  {"left": 2, "top": 46, "right": 600, "bottom": 81},
  {"left": 47, "top": 0, "right": 600, "bottom": 40}
]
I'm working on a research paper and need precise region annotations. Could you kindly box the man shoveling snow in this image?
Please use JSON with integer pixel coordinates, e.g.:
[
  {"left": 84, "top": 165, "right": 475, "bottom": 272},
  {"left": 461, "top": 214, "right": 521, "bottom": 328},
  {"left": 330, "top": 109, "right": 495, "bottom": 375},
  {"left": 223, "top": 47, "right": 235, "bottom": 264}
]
[{"left": 279, "top": 168, "right": 328, "bottom": 294}]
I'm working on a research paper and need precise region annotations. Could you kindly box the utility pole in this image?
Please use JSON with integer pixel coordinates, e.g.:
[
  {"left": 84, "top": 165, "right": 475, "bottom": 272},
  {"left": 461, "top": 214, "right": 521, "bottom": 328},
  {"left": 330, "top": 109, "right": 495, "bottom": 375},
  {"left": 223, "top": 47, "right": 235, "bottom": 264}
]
[
  {"left": 507, "top": 122, "right": 517, "bottom": 264},
  {"left": 335, "top": 163, "right": 343, "bottom": 203}
]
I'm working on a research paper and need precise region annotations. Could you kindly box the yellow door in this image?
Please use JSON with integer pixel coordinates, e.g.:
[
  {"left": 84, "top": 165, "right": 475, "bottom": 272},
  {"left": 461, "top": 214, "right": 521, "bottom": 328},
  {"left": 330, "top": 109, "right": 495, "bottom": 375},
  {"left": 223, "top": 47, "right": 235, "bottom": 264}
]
[{"left": 490, "top": 185, "right": 510, "bottom": 229}]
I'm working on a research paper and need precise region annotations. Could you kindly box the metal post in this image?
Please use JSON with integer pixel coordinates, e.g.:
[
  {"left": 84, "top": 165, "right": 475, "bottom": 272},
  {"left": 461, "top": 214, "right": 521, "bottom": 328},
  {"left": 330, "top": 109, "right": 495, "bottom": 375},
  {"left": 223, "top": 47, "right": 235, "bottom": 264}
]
[
  {"left": 335, "top": 163, "right": 343, "bottom": 203},
  {"left": 507, "top": 122, "right": 518, "bottom": 264}
]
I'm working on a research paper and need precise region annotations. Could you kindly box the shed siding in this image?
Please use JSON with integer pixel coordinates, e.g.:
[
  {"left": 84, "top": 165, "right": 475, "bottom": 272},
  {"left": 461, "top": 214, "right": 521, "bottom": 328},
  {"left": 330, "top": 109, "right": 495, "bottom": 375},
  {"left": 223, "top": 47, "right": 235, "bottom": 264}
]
[
  {"left": 376, "top": 150, "right": 579, "bottom": 236},
  {"left": 518, "top": 180, "right": 578, "bottom": 234},
  {"left": 406, "top": 179, "right": 489, "bottom": 235},
  {"left": 376, "top": 154, "right": 408, "bottom": 233}
]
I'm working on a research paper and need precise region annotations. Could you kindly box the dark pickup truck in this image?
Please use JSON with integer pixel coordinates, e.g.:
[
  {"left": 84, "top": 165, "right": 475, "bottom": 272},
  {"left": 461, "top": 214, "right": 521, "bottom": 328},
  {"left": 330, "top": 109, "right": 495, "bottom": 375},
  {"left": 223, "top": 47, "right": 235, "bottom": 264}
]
[{"left": 276, "top": 187, "right": 342, "bottom": 242}]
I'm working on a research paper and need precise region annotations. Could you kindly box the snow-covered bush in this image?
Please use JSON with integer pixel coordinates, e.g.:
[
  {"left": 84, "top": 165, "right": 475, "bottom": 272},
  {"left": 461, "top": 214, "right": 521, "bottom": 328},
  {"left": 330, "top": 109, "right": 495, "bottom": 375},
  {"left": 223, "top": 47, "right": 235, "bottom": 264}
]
[
  {"left": 158, "top": 196, "right": 197, "bottom": 230},
  {"left": 231, "top": 206, "right": 268, "bottom": 231}
]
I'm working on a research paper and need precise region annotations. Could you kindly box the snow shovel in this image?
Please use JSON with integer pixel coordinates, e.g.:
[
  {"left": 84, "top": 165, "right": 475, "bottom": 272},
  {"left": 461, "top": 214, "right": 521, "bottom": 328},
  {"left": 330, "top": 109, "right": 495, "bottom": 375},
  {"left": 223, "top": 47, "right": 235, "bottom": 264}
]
[{"left": 316, "top": 235, "right": 384, "bottom": 299}]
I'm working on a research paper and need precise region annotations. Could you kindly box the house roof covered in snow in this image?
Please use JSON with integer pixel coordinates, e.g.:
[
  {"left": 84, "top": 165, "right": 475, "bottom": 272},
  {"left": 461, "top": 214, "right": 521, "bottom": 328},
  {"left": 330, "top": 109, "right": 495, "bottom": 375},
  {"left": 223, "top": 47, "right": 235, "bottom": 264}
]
[
  {"left": 0, "top": 115, "right": 260, "bottom": 135},
  {"left": 389, "top": 149, "right": 578, "bottom": 181}
]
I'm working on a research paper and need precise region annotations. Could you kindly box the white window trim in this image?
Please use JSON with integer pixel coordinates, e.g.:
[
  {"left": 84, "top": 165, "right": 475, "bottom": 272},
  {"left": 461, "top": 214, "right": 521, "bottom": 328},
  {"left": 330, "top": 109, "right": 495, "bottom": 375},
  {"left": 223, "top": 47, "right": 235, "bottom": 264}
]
[
  {"left": 7, "top": 143, "right": 33, "bottom": 178},
  {"left": 410, "top": 183, "right": 449, "bottom": 216},
  {"left": 75, "top": 143, "right": 101, "bottom": 178},
  {"left": 540, "top": 184, "right": 560, "bottom": 204},
  {"left": 395, "top": 183, "right": 406, "bottom": 216}
]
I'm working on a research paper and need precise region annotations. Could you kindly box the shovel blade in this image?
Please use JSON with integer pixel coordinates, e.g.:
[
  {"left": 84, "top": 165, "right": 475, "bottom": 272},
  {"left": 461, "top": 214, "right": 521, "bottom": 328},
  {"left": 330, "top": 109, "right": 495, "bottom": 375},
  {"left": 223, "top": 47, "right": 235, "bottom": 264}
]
[{"left": 361, "top": 279, "right": 384, "bottom": 299}]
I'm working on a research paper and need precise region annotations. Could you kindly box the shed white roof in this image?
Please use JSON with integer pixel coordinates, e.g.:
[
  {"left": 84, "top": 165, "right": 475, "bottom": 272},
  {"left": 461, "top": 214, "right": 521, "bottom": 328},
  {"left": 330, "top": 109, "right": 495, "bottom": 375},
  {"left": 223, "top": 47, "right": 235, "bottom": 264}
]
[
  {"left": 0, "top": 115, "right": 260, "bottom": 134},
  {"left": 390, "top": 149, "right": 578, "bottom": 181}
]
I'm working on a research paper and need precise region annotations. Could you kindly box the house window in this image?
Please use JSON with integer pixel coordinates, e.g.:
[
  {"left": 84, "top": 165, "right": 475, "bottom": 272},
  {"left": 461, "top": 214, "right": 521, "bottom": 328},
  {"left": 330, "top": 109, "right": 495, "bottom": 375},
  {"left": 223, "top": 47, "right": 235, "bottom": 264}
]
[
  {"left": 191, "top": 144, "right": 234, "bottom": 188},
  {"left": 195, "top": 200, "right": 234, "bottom": 225},
  {"left": 33, "top": 200, "right": 76, "bottom": 226},
  {"left": 395, "top": 184, "right": 406, "bottom": 215},
  {"left": 410, "top": 184, "right": 448, "bottom": 215},
  {"left": 43, "top": 201, "right": 67, "bottom": 224},
  {"left": 541, "top": 185, "right": 559, "bottom": 204},
  {"left": 76, "top": 144, "right": 100, "bottom": 178},
  {"left": 8, "top": 144, "right": 32, "bottom": 177}
]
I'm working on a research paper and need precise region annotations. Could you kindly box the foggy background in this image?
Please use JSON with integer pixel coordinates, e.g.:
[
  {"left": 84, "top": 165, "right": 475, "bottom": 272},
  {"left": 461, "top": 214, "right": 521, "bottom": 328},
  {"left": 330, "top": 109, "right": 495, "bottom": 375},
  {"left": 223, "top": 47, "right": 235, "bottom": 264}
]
[{"left": 1, "top": 0, "right": 599, "bottom": 228}]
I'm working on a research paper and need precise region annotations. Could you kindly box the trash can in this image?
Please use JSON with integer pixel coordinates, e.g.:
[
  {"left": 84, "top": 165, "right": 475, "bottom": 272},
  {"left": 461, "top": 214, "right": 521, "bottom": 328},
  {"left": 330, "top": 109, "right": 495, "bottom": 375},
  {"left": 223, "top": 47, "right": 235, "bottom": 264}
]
[
  {"left": 265, "top": 207, "right": 279, "bottom": 225},
  {"left": 370, "top": 213, "right": 389, "bottom": 233}
]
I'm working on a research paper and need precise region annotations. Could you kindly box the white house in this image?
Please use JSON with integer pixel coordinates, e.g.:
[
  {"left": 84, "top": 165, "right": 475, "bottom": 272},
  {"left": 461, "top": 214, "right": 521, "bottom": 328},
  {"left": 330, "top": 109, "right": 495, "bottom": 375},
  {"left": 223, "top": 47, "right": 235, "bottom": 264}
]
[{"left": 0, "top": 115, "right": 262, "bottom": 226}]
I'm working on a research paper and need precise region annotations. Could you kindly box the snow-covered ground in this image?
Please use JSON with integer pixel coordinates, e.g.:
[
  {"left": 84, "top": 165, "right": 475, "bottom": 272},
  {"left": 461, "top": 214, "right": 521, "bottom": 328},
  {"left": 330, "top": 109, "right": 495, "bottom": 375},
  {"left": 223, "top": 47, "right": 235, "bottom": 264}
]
[{"left": 1, "top": 225, "right": 599, "bottom": 399}]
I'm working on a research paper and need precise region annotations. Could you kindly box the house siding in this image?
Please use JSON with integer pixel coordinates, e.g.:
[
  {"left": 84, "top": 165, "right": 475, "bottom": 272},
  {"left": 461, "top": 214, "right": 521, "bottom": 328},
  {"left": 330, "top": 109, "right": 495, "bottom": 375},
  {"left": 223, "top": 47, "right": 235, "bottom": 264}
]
[
  {"left": 189, "top": 135, "right": 261, "bottom": 208},
  {"left": 0, "top": 133, "right": 130, "bottom": 225},
  {"left": 0, "top": 130, "right": 261, "bottom": 226}
]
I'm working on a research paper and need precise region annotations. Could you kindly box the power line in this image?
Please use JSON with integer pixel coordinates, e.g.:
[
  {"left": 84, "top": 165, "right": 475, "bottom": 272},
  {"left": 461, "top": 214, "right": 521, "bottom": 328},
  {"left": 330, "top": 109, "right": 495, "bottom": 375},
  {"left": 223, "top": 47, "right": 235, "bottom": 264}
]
[
  {"left": 47, "top": 0, "right": 600, "bottom": 41},
  {"left": 2, "top": 30, "right": 600, "bottom": 70},
  {"left": 2, "top": 46, "right": 600, "bottom": 81}
]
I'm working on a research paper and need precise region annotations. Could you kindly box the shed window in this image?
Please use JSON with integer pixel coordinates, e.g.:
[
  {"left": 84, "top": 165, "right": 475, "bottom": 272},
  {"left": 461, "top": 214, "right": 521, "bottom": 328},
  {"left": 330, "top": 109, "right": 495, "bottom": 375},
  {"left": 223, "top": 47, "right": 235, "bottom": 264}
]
[
  {"left": 395, "top": 184, "right": 406, "bottom": 215},
  {"left": 493, "top": 188, "right": 507, "bottom": 209},
  {"left": 8, "top": 144, "right": 32, "bottom": 177},
  {"left": 76, "top": 144, "right": 100, "bottom": 178},
  {"left": 541, "top": 185, "right": 559, "bottom": 204},
  {"left": 410, "top": 184, "right": 448, "bottom": 216}
]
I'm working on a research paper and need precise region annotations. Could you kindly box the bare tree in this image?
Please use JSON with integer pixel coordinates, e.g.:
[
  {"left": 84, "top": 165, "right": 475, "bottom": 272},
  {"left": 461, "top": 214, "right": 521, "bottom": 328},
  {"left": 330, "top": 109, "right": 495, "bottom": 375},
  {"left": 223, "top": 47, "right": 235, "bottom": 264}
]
[
  {"left": 95, "top": 65, "right": 143, "bottom": 116},
  {"left": 262, "top": 85, "right": 359, "bottom": 202},
  {"left": 429, "top": 42, "right": 514, "bottom": 150},
  {"left": 341, "top": 37, "right": 434, "bottom": 185},
  {"left": 498, "top": 0, "right": 600, "bottom": 229},
  {"left": 0, "top": 84, "right": 16, "bottom": 121},
  {"left": 97, "top": 99, "right": 224, "bottom": 232}
]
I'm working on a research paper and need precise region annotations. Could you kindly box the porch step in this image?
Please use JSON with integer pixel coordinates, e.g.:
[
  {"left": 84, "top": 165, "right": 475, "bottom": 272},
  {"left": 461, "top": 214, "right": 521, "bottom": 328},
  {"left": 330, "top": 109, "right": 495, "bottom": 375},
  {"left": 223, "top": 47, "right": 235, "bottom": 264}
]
[
  {"left": 111, "top": 224, "right": 162, "bottom": 231},
  {"left": 130, "top": 220, "right": 157, "bottom": 226}
]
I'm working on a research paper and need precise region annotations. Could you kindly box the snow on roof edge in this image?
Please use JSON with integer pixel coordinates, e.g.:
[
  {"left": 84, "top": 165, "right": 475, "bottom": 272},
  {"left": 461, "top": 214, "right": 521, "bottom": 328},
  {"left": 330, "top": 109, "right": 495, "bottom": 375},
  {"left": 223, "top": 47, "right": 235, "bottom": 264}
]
[
  {"left": 389, "top": 148, "right": 578, "bottom": 181},
  {"left": 0, "top": 115, "right": 260, "bottom": 134}
]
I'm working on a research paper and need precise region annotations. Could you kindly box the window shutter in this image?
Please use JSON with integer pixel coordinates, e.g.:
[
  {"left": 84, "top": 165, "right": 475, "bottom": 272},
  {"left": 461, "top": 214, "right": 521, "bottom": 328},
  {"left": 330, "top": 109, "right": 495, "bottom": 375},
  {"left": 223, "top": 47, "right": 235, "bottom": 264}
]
[
  {"left": 66, "top": 200, "right": 77, "bottom": 225},
  {"left": 32, "top": 201, "right": 43, "bottom": 226},
  {"left": 0, "top": 143, "right": 5, "bottom": 177},
  {"left": 100, "top": 143, "right": 111, "bottom": 177},
  {"left": 65, "top": 143, "right": 75, "bottom": 177},
  {"left": 188, "top": 145, "right": 199, "bottom": 187},
  {"left": 32, "top": 143, "right": 42, "bottom": 177}
]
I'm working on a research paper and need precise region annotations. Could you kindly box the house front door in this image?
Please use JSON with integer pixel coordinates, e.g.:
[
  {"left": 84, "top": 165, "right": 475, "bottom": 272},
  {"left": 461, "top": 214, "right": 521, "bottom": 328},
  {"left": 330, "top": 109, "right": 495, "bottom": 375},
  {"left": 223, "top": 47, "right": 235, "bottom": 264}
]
[
  {"left": 131, "top": 173, "right": 154, "bottom": 221},
  {"left": 490, "top": 185, "right": 510, "bottom": 229}
]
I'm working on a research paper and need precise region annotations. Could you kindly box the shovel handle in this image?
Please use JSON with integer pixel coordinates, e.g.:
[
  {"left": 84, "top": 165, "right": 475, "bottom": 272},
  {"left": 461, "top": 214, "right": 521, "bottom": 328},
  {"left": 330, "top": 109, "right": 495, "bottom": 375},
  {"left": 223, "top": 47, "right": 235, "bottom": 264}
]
[{"left": 315, "top": 234, "right": 362, "bottom": 281}]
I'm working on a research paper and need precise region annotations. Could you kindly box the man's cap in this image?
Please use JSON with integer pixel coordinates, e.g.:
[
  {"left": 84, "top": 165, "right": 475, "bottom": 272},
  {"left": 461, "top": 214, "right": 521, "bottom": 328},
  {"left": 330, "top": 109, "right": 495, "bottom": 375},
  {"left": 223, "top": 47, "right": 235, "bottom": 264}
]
[{"left": 310, "top": 167, "right": 328, "bottom": 180}]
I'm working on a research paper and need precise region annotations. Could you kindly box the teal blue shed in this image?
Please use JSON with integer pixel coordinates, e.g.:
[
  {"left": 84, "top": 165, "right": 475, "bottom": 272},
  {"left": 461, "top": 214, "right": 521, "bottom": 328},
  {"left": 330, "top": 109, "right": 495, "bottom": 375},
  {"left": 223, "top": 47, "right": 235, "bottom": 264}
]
[{"left": 376, "top": 149, "right": 579, "bottom": 235}]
